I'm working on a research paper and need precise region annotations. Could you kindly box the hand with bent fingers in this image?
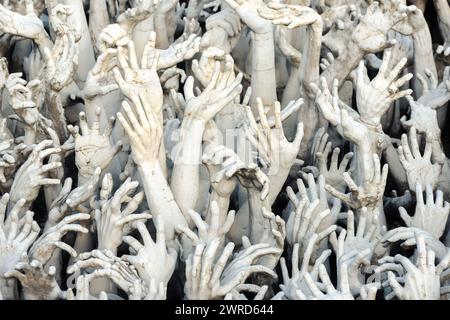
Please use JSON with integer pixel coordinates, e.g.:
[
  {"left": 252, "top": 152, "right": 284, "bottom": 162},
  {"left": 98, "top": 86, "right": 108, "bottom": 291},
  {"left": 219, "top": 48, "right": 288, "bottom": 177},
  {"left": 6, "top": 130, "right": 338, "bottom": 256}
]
[
  {"left": 384, "top": 234, "right": 449, "bottom": 300},
  {"left": 4, "top": 254, "right": 63, "bottom": 300},
  {"left": 325, "top": 154, "right": 388, "bottom": 211},
  {"left": 122, "top": 217, "right": 177, "bottom": 288},
  {"left": 284, "top": 194, "right": 337, "bottom": 262},
  {"left": 116, "top": 93, "right": 162, "bottom": 166},
  {"left": 113, "top": 35, "right": 163, "bottom": 115},
  {"left": 69, "top": 250, "right": 148, "bottom": 299},
  {"left": 95, "top": 174, "right": 151, "bottom": 252},
  {"left": 0, "top": 200, "right": 40, "bottom": 276},
  {"left": 9, "top": 140, "right": 62, "bottom": 209},
  {"left": 279, "top": 234, "right": 332, "bottom": 300},
  {"left": 176, "top": 200, "right": 235, "bottom": 247},
  {"left": 29, "top": 213, "right": 90, "bottom": 265},
  {"left": 182, "top": 61, "right": 243, "bottom": 123},
  {"left": 286, "top": 174, "right": 341, "bottom": 239},
  {"left": 244, "top": 97, "right": 304, "bottom": 174},
  {"left": 330, "top": 208, "right": 386, "bottom": 295},
  {"left": 184, "top": 239, "right": 280, "bottom": 300},
  {"left": 257, "top": 2, "right": 320, "bottom": 30}
]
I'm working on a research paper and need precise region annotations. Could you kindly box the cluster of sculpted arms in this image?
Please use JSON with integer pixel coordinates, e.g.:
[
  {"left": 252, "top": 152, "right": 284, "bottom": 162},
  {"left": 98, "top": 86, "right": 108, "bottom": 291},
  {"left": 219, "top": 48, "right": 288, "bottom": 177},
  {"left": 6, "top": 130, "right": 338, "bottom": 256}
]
[{"left": 1, "top": 0, "right": 450, "bottom": 301}]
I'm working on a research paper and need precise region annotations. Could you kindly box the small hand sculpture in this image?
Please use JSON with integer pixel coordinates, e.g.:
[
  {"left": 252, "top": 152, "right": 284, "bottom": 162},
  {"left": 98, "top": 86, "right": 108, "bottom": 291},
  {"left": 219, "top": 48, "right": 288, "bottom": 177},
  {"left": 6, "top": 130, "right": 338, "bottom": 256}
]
[
  {"left": 10, "top": 140, "right": 62, "bottom": 208},
  {"left": 95, "top": 174, "right": 151, "bottom": 251},
  {"left": 122, "top": 217, "right": 177, "bottom": 288},
  {"left": 384, "top": 234, "right": 448, "bottom": 300},
  {"left": 353, "top": 48, "right": 412, "bottom": 126},
  {"left": 397, "top": 127, "right": 443, "bottom": 190},
  {"left": 0, "top": 199, "right": 40, "bottom": 275},
  {"left": 244, "top": 97, "right": 304, "bottom": 174},
  {"left": 325, "top": 154, "right": 388, "bottom": 211},
  {"left": 184, "top": 239, "right": 280, "bottom": 299},
  {"left": 399, "top": 183, "right": 450, "bottom": 239},
  {"left": 4, "top": 254, "right": 63, "bottom": 300},
  {"left": 68, "top": 108, "right": 122, "bottom": 180},
  {"left": 176, "top": 201, "right": 235, "bottom": 246},
  {"left": 29, "top": 213, "right": 90, "bottom": 265}
]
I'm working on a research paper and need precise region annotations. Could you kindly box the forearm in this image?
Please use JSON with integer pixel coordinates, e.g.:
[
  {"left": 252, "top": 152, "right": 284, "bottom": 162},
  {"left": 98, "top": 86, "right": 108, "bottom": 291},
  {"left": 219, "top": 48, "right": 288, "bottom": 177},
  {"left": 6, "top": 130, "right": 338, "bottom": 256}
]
[
  {"left": 267, "top": 165, "right": 291, "bottom": 206},
  {"left": 154, "top": 13, "right": 170, "bottom": 49},
  {"left": 45, "top": 91, "right": 68, "bottom": 142},
  {"left": 132, "top": 16, "right": 155, "bottom": 61},
  {"left": 206, "top": 191, "right": 231, "bottom": 226},
  {"left": 23, "top": 127, "right": 37, "bottom": 145},
  {"left": 62, "top": 0, "right": 95, "bottom": 86},
  {"left": 170, "top": 118, "right": 204, "bottom": 217},
  {"left": 250, "top": 31, "right": 277, "bottom": 110},
  {"left": 248, "top": 187, "right": 269, "bottom": 244},
  {"left": 88, "top": 0, "right": 110, "bottom": 51},
  {"left": 383, "top": 142, "right": 408, "bottom": 190},
  {"left": 299, "top": 20, "right": 322, "bottom": 89},
  {"left": 139, "top": 161, "right": 188, "bottom": 240},
  {"left": 413, "top": 26, "right": 437, "bottom": 96},
  {"left": 434, "top": 0, "right": 450, "bottom": 41},
  {"left": 281, "top": 66, "right": 302, "bottom": 141},
  {"left": 33, "top": 31, "right": 54, "bottom": 56}
]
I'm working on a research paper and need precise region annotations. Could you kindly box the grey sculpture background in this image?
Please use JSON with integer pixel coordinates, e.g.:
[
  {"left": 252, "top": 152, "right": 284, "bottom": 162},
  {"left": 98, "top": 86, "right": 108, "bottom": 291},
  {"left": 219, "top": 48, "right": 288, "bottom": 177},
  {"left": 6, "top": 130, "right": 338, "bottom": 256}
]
[{"left": 0, "top": 0, "right": 449, "bottom": 300}]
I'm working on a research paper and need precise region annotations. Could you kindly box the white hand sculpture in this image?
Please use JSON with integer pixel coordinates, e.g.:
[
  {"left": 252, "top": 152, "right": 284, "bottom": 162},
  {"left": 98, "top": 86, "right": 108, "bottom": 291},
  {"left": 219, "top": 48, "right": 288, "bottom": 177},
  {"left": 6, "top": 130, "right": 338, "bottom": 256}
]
[
  {"left": 351, "top": 1, "right": 408, "bottom": 53},
  {"left": 279, "top": 234, "right": 332, "bottom": 300},
  {"left": 176, "top": 201, "right": 235, "bottom": 246},
  {"left": 113, "top": 36, "right": 164, "bottom": 115},
  {"left": 122, "top": 217, "right": 177, "bottom": 288},
  {"left": 69, "top": 249, "right": 148, "bottom": 299},
  {"left": 95, "top": 174, "right": 151, "bottom": 252},
  {"left": 155, "top": 34, "right": 201, "bottom": 70},
  {"left": 0, "top": 200, "right": 40, "bottom": 276},
  {"left": 0, "top": 1, "right": 49, "bottom": 44},
  {"left": 29, "top": 213, "right": 90, "bottom": 265},
  {"left": 385, "top": 234, "right": 448, "bottom": 300},
  {"left": 84, "top": 49, "right": 119, "bottom": 99},
  {"left": 399, "top": 183, "right": 450, "bottom": 239},
  {"left": 287, "top": 174, "right": 341, "bottom": 234},
  {"left": 401, "top": 96, "right": 441, "bottom": 139},
  {"left": 284, "top": 194, "right": 336, "bottom": 260},
  {"left": 42, "top": 32, "right": 79, "bottom": 92},
  {"left": 304, "top": 129, "right": 354, "bottom": 193},
  {"left": 182, "top": 61, "right": 243, "bottom": 123},
  {"left": 191, "top": 48, "right": 231, "bottom": 88},
  {"left": 416, "top": 67, "right": 450, "bottom": 109},
  {"left": 300, "top": 259, "right": 354, "bottom": 300},
  {"left": 222, "top": 0, "right": 273, "bottom": 34},
  {"left": 46, "top": 169, "right": 100, "bottom": 230},
  {"left": 325, "top": 154, "right": 388, "bottom": 211},
  {"left": 244, "top": 97, "right": 304, "bottom": 174},
  {"left": 397, "top": 127, "right": 443, "bottom": 190},
  {"left": 353, "top": 48, "right": 412, "bottom": 126},
  {"left": 68, "top": 108, "right": 122, "bottom": 180},
  {"left": 10, "top": 140, "right": 62, "bottom": 208},
  {"left": 329, "top": 208, "right": 386, "bottom": 295},
  {"left": 4, "top": 255, "right": 63, "bottom": 300},
  {"left": 184, "top": 240, "right": 280, "bottom": 299}
]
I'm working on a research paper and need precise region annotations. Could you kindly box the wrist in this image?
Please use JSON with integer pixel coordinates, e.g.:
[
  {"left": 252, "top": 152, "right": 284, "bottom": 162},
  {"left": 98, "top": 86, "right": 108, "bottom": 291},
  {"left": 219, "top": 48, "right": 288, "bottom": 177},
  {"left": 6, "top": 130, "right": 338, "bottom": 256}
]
[{"left": 181, "top": 115, "right": 207, "bottom": 130}]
